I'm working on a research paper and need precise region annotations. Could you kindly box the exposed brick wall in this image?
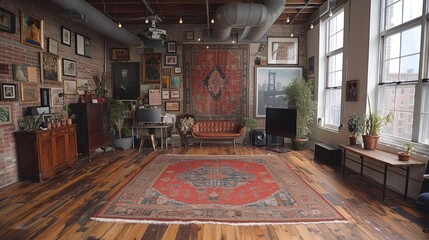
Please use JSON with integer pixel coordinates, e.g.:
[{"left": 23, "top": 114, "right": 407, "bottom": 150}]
[{"left": 0, "top": 0, "right": 105, "bottom": 187}]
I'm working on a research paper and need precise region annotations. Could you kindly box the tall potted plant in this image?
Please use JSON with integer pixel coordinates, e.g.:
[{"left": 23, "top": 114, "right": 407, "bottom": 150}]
[
  {"left": 362, "top": 100, "right": 393, "bottom": 150},
  {"left": 284, "top": 78, "right": 317, "bottom": 150},
  {"left": 109, "top": 98, "right": 133, "bottom": 149},
  {"left": 241, "top": 117, "right": 258, "bottom": 145},
  {"left": 347, "top": 113, "right": 364, "bottom": 145}
]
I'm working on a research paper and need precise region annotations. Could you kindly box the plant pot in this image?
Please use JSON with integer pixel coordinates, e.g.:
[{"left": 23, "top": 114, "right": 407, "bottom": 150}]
[
  {"left": 362, "top": 135, "right": 379, "bottom": 150},
  {"left": 67, "top": 118, "right": 72, "bottom": 125},
  {"left": 113, "top": 137, "right": 133, "bottom": 150},
  {"left": 291, "top": 138, "right": 308, "bottom": 151},
  {"left": 349, "top": 135, "right": 357, "bottom": 145},
  {"left": 56, "top": 122, "right": 61, "bottom": 128},
  {"left": 61, "top": 119, "right": 67, "bottom": 126},
  {"left": 47, "top": 123, "right": 52, "bottom": 130},
  {"left": 398, "top": 152, "right": 411, "bottom": 161}
]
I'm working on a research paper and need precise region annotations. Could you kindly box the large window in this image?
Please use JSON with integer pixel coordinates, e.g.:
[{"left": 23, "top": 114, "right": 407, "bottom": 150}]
[
  {"left": 322, "top": 10, "right": 344, "bottom": 128},
  {"left": 379, "top": 0, "right": 428, "bottom": 148}
]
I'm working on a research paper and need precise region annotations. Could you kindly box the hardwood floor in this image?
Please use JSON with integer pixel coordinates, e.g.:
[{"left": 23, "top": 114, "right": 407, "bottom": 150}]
[{"left": 0, "top": 146, "right": 428, "bottom": 239}]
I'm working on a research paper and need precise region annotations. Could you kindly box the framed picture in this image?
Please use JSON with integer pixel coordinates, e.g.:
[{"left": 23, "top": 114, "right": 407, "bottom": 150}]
[
  {"left": 142, "top": 53, "right": 162, "bottom": 83},
  {"left": 1, "top": 83, "right": 18, "bottom": 101},
  {"left": 61, "top": 26, "right": 71, "bottom": 46},
  {"left": 47, "top": 38, "right": 58, "bottom": 55},
  {"left": 164, "top": 55, "right": 178, "bottom": 66},
  {"left": 162, "top": 76, "right": 170, "bottom": 88},
  {"left": 162, "top": 90, "right": 170, "bottom": 99},
  {"left": 170, "top": 75, "right": 181, "bottom": 89},
  {"left": 170, "top": 90, "right": 180, "bottom": 99},
  {"left": 84, "top": 37, "right": 91, "bottom": 57},
  {"left": 20, "top": 83, "right": 39, "bottom": 101},
  {"left": 255, "top": 66, "right": 302, "bottom": 117},
  {"left": 0, "top": 105, "right": 13, "bottom": 126},
  {"left": 40, "top": 52, "right": 60, "bottom": 84},
  {"left": 76, "top": 33, "right": 91, "bottom": 57},
  {"left": 50, "top": 88, "right": 64, "bottom": 107},
  {"left": 267, "top": 37, "right": 298, "bottom": 65},
  {"left": 12, "top": 64, "right": 28, "bottom": 81},
  {"left": 166, "top": 41, "right": 176, "bottom": 53},
  {"left": 163, "top": 68, "right": 171, "bottom": 76},
  {"left": 64, "top": 80, "right": 76, "bottom": 95},
  {"left": 165, "top": 101, "right": 180, "bottom": 111},
  {"left": 62, "top": 58, "right": 77, "bottom": 77},
  {"left": 110, "top": 48, "right": 130, "bottom": 61},
  {"left": 76, "top": 79, "right": 88, "bottom": 95},
  {"left": 0, "top": 7, "right": 16, "bottom": 33},
  {"left": 40, "top": 88, "right": 50, "bottom": 107},
  {"left": 308, "top": 56, "right": 314, "bottom": 75},
  {"left": 174, "top": 67, "right": 182, "bottom": 74},
  {"left": 346, "top": 80, "right": 359, "bottom": 102},
  {"left": 112, "top": 62, "right": 140, "bottom": 100},
  {"left": 27, "top": 66, "right": 37, "bottom": 82},
  {"left": 20, "top": 10, "right": 43, "bottom": 49},
  {"left": 148, "top": 88, "right": 161, "bottom": 106},
  {"left": 185, "top": 31, "right": 194, "bottom": 40}
]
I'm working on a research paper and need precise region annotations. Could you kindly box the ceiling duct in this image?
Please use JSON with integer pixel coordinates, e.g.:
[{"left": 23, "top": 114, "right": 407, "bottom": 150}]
[
  {"left": 212, "top": 0, "right": 285, "bottom": 42},
  {"left": 51, "top": 0, "right": 135, "bottom": 45}
]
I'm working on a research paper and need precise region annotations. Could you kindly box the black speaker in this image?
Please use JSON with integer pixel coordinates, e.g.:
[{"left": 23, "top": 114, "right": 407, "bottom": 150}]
[{"left": 251, "top": 129, "right": 266, "bottom": 146}]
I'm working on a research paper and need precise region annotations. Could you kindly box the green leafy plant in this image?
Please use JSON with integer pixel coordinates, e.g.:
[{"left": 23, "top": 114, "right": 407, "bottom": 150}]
[
  {"left": 364, "top": 100, "right": 393, "bottom": 136},
  {"left": 17, "top": 114, "right": 44, "bottom": 131},
  {"left": 242, "top": 117, "right": 258, "bottom": 130},
  {"left": 284, "top": 78, "right": 317, "bottom": 139},
  {"left": 347, "top": 113, "right": 364, "bottom": 136},
  {"left": 109, "top": 98, "right": 128, "bottom": 139},
  {"left": 403, "top": 143, "right": 414, "bottom": 155}
]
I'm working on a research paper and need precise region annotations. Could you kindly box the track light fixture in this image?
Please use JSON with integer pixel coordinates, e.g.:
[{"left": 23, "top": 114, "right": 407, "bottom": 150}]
[
  {"left": 310, "top": 23, "right": 314, "bottom": 29},
  {"left": 286, "top": 15, "right": 290, "bottom": 23},
  {"left": 118, "top": 22, "right": 122, "bottom": 28},
  {"left": 211, "top": 18, "right": 214, "bottom": 24},
  {"left": 179, "top": 14, "right": 183, "bottom": 24},
  {"left": 145, "top": 18, "right": 149, "bottom": 24},
  {"left": 290, "top": 32, "right": 294, "bottom": 37},
  {"left": 329, "top": 10, "right": 333, "bottom": 17}
]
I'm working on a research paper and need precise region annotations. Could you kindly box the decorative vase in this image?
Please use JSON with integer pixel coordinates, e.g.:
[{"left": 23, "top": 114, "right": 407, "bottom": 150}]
[
  {"left": 362, "top": 135, "right": 379, "bottom": 150},
  {"left": 349, "top": 135, "right": 357, "bottom": 145},
  {"left": 398, "top": 152, "right": 410, "bottom": 161}
]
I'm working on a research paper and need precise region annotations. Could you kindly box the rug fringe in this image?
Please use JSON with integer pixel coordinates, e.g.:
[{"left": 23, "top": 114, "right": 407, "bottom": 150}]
[{"left": 90, "top": 217, "right": 349, "bottom": 226}]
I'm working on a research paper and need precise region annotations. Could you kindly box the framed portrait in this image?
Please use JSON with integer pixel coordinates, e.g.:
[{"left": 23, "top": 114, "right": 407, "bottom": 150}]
[
  {"left": 50, "top": 88, "right": 64, "bottom": 107},
  {"left": 110, "top": 48, "right": 130, "bottom": 61},
  {"left": 346, "top": 80, "right": 359, "bottom": 102},
  {"left": 148, "top": 88, "right": 161, "bottom": 106},
  {"left": 162, "top": 90, "right": 170, "bottom": 99},
  {"left": 162, "top": 76, "right": 170, "bottom": 88},
  {"left": 0, "top": 105, "right": 13, "bottom": 126},
  {"left": 267, "top": 37, "right": 298, "bottom": 65},
  {"left": 165, "top": 101, "right": 180, "bottom": 111},
  {"left": 142, "top": 53, "right": 162, "bottom": 83},
  {"left": 20, "top": 83, "right": 39, "bottom": 102},
  {"left": 62, "top": 58, "right": 77, "bottom": 77},
  {"left": 47, "top": 38, "right": 58, "bottom": 55},
  {"left": 163, "top": 68, "right": 171, "bottom": 76},
  {"left": 12, "top": 64, "right": 28, "bottom": 81},
  {"left": 40, "top": 52, "right": 60, "bottom": 83},
  {"left": 76, "top": 33, "right": 91, "bottom": 57},
  {"left": 255, "top": 66, "right": 302, "bottom": 117},
  {"left": 170, "top": 90, "right": 180, "bottom": 99},
  {"left": 112, "top": 62, "right": 140, "bottom": 100},
  {"left": 174, "top": 67, "right": 182, "bottom": 74},
  {"left": 64, "top": 80, "right": 76, "bottom": 95},
  {"left": 40, "top": 88, "right": 50, "bottom": 107},
  {"left": 166, "top": 41, "right": 176, "bottom": 53},
  {"left": 185, "top": 31, "right": 194, "bottom": 40},
  {"left": 170, "top": 75, "right": 181, "bottom": 89},
  {"left": 1, "top": 83, "right": 18, "bottom": 101},
  {"left": 164, "top": 55, "right": 178, "bottom": 66},
  {"left": 20, "top": 10, "right": 43, "bottom": 49},
  {"left": 61, "top": 26, "right": 71, "bottom": 46},
  {"left": 0, "top": 7, "right": 16, "bottom": 33}
]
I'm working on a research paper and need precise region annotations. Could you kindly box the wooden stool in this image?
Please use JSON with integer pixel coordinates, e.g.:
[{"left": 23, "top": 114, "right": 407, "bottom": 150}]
[{"left": 139, "top": 134, "right": 156, "bottom": 151}]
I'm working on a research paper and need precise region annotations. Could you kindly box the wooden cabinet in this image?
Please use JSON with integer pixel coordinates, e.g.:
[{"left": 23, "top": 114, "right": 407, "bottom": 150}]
[
  {"left": 69, "top": 103, "right": 110, "bottom": 160},
  {"left": 14, "top": 125, "right": 78, "bottom": 182}
]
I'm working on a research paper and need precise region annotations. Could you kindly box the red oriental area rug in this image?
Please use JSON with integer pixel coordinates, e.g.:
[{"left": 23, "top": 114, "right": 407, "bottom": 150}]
[{"left": 92, "top": 154, "right": 346, "bottom": 225}]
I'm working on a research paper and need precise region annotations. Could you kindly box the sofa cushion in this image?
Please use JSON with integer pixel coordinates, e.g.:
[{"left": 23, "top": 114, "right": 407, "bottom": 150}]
[{"left": 191, "top": 121, "right": 243, "bottom": 140}]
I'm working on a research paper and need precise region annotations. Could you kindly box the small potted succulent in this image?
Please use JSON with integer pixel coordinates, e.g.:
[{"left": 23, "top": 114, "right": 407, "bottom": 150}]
[
  {"left": 398, "top": 143, "right": 414, "bottom": 161},
  {"left": 347, "top": 113, "right": 364, "bottom": 145}
]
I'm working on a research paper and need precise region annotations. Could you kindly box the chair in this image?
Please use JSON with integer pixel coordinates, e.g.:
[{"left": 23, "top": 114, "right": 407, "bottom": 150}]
[
  {"left": 416, "top": 165, "right": 429, "bottom": 233},
  {"left": 139, "top": 132, "right": 156, "bottom": 151}
]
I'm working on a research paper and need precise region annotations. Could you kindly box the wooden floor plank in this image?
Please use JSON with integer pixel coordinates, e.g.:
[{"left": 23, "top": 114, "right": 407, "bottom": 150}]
[{"left": 0, "top": 146, "right": 428, "bottom": 239}]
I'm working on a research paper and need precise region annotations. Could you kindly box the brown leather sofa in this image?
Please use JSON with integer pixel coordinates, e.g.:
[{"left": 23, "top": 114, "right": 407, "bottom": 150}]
[{"left": 191, "top": 121, "right": 244, "bottom": 148}]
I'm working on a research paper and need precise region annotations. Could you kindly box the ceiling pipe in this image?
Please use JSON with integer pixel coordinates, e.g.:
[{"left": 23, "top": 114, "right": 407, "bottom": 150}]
[
  {"left": 51, "top": 0, "right": 135, "bottom": 45},
  {"left": 212, "top": 0, "right": 285, "bottom": 41}
]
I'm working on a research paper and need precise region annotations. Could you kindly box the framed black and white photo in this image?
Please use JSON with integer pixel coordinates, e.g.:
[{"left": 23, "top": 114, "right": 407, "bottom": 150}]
[
  {"left": 1, "top": 83, "right": 18, "bottom": 101},
  {"left": 255, "top": 66, "right": 302, "bottom": 117},
  {"left": 61, "top": 26, "right": 71, "bottom": 46},
  {"left": 47, "top": 37, "right": 58, "bottom": 55},
  {"left": 20, "top": 83, "right": 39, "bottom": 102},
  {"left": 162, "top": 90, "right": 170, "bottom": 99},
  {"left": 62, "top": 58, "right": 76, "bottom": 77},
  {"left": 166, "top": 41, "right": 176, "bottom": 53},
  {"left": 76, "top": 33, "right": 85, "bottom": 56},
  {"left": 170, "top": 90, "right": 180, "bottom": 99},
  {"left": 50, "top": 88, "right": 63, "bottom": 107},
  {"left": 40, "top": 88, "right": 50, "bottom": 107},
  {"left": 267, "top": 37, "right": 299, "bottom": 65},
  {"left": 12, "top": 64, "right": 28, "bottom": 81},
  {"left": 0, "top": 7, "right": 16, "bottom": 33},
  {"left": 346, "top": 80, "right": 359, "bottom": 102},
  {"left": 164, "top": 55, "right": 178, "bottom": 66},
  {"left": 174, "top": 67, "right": 182, "bottom": 74},
  {"left": 64, "top": 80, "right": 76, "bottom": 95}
]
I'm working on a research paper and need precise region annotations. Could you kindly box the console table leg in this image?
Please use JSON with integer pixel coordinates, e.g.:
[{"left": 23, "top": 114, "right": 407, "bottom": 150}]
[
  {"left": 360, "top": 156, "right": 364, "bottom": 176},
  {"left": 405, "top": 167, "right": 410, "bottom": 200},
  {"left": 382, "top": 165, "right": 388, "bottom": 201},
  {"left": 342, "top": 149, "right": 346, "bottom": 176}
]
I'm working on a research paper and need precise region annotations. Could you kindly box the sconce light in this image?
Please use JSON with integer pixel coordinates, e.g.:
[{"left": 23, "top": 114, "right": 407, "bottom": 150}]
[
  {"left": 310, "top": 23, "right": 314, "bottom": 29},
  {"left": 329, "top": 10, "right": 333, "bottom": 17},
  {"left": 118, "top": 22, "right": 122, "bottom": 28}
]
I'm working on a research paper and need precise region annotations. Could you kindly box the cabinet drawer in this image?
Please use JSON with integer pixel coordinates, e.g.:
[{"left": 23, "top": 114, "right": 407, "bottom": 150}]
[{"left": 38, "top": 131, "right": 53, "bottom": 139}]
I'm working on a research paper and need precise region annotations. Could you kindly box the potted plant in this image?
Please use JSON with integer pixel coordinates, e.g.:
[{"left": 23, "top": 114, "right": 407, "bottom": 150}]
[
  {"left": 398, "top": 143, "right": 414, "bottom": 161},
  {"left": 347, "top": 113, "right": 364, "bottom": 145},
  {"left": 362, "top": 100, "right": 393, "bottom": 150},
  {"left": 241, "top": 117, "right": 258, "bottom": 145},
  {"left": 284, "top": 78, "right": 317, "bottom": 150},
  {"left": 109, "top": 98, "right": 133, "bottom": 149}
]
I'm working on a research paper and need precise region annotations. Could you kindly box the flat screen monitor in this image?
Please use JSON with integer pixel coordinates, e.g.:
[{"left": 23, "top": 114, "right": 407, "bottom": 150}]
[
  {"left": 265, "top": 108, "right": 297, "bottom": 139},
  {"left": 138, "top": 108, "right": 161, "bottom": 124}
]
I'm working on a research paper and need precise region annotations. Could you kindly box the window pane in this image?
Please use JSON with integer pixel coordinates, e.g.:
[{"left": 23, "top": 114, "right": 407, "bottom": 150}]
[
  {"left": 385, "top": 1, "right": 402, "bottom": 29},
  {"left": 403, "top": 0, "right": 422, "bottom": 23},
  {"left": 324, "top": 89, "right": 342, "bottom": 126},
  {"left": 399, "top": 54, "right": 419, "bottom": 81},
  {"left": 420, "top": 84, "right": 429, "bottom": 144},
  {"left": 401, "top": 26, "right": 421, "bottom": 56},
  {"left": 383, "top": 58, "right": 400, "bottom": 82},
  {"left": 385, "top": 33, "right": 400, "bottom": 59}
]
